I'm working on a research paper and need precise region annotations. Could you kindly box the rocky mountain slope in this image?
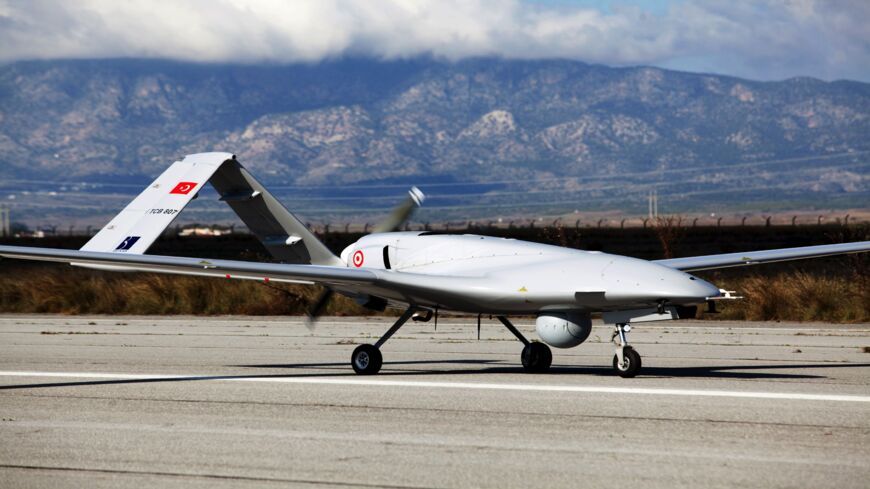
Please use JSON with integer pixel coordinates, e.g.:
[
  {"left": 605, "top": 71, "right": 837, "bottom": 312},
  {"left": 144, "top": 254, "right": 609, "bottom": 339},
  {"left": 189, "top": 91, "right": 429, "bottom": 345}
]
[{"left": 0, "top": 57, "right": 867, "bottom": 220}]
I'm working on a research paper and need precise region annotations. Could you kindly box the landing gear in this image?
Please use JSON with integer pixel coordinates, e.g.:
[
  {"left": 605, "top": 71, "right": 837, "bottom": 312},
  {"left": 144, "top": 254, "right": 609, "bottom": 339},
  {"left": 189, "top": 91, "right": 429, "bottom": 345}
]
[
  {"left": 351, "top": 344, "right": 382, "bottom": 375},
  {"left": 612, "top": 323, "right": 642, "bottom": 378},
  {"left": 349, "top": 307, "right": 416, "bottom": 375},
  {"left": 522, "top": 342, "right": 552, "bottom": 373},
  {"left": 612, "top": 347, "right": 641, "bottom": 378},
  {"left": 497, "top": 316, "right": 552, "bottom": 373}
]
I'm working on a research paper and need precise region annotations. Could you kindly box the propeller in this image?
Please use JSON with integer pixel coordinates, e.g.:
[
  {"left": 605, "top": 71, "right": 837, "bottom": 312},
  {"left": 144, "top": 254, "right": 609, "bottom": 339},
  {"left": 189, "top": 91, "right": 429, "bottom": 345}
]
[
  {"left": 305, "top": 187, "right": 425, "bottom": 328},
  {"left": 305, "top": 285, "right": 334, "bottom": 330},
  {"left": 371, "top": 187, "right": 425, "bottom": 233}
]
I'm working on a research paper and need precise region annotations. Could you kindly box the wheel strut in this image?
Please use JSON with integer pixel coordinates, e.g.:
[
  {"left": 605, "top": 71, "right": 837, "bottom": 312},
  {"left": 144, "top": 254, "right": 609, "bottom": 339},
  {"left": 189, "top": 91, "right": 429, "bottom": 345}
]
[
  {"left": 497, "top": 316, "right": 551, "bottom": 373},
  {"left": 612, "top": 323, "right": 641, "bottom": 378},
  {"left": 351, "top": 307, "right": 416, "bottom": 375}
]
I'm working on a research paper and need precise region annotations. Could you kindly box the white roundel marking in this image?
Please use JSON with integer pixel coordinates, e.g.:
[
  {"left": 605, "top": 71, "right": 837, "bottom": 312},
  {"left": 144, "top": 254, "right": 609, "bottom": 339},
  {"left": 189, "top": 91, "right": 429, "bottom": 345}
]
[{"left": 352, "top": 250, "right": 364, "bottom": 267}]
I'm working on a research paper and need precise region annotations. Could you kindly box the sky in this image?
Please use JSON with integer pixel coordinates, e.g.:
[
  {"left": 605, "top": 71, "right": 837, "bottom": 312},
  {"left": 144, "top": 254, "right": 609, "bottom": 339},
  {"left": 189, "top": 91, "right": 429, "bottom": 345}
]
[{"left": 0, "top": 0, "right": 868, "bottom": 82}]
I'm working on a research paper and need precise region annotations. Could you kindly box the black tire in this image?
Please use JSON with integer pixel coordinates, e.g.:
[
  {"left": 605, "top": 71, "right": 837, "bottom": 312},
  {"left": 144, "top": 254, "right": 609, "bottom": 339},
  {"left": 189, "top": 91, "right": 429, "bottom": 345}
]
[
  {"left": 612, "top": 346, "right": 642, "bottom": 378},
  {"left": 351, "top": 344, "right": 382, "bottom": 375},
  {"left": 521, "top": 342, "right": 552, "bottom": 373}
]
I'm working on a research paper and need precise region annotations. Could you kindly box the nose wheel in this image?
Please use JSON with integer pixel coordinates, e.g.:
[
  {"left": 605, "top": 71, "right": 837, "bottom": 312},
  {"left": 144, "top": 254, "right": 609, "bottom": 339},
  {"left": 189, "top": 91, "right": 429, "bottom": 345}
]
[
  {"left": 612, "top": 346, "right": 641, "bottom": 377},
  {"left": 612, "top": 323, "right": 642, "bottom": 377}
]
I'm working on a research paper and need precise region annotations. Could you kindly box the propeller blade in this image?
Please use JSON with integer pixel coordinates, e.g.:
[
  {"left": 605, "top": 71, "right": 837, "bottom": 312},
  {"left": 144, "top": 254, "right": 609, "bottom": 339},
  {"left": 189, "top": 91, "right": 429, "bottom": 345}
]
[
  {"left": 307, "top": 188, "right": 422, "bottom": 327},
  {"left": 371, "top": 187, "right": 425, "bottom": 233},
  {"left": 305, "top": 287, "right": 334, "bottom": 330}
]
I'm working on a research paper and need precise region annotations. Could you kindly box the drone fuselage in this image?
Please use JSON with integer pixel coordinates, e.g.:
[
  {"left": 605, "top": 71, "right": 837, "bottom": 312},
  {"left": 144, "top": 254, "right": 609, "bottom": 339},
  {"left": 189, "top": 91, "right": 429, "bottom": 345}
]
[{"left": 340, "top": 232, "right": 720, "bottom": 315}]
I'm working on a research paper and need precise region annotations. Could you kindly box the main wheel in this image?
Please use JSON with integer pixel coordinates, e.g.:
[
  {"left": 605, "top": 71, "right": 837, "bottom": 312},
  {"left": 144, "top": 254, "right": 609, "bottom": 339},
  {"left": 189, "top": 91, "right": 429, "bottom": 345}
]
[
  {"left": 521, "top": 342, "right": 552, "bottom": 373},
  {"left": 612, "top": 346, "right": 641, "bottom": 378},
  {"left": 351, "top": 344, "right": 382, "bottom": 375}
]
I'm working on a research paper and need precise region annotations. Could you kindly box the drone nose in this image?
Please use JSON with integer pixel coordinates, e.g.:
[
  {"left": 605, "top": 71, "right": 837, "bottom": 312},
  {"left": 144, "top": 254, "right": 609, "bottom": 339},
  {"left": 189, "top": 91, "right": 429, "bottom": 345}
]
[
  {"left": 600, "top": 258, "right": 720, "bottom": 304},
  {"left": 647, "top": 277, "right": 718, "bottom": 304},
  {"left": 643, "top": 267, "right": 720, "bottom": 303},
  {"left": 684, "top": 276, "right": 721, "bottom": 300}
]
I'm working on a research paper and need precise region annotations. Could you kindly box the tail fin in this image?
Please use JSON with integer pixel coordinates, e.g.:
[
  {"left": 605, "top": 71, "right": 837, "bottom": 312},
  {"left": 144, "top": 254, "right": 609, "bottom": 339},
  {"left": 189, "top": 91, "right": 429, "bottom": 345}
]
[
  {"left": 81, "top": 152, "right": 227, "bottom": 255},
  {"left": 209, "top": 158, "right": 342, "bottom": 265},
  {"left": 81, "top": 152, "right": 342, "bottom": 266}
]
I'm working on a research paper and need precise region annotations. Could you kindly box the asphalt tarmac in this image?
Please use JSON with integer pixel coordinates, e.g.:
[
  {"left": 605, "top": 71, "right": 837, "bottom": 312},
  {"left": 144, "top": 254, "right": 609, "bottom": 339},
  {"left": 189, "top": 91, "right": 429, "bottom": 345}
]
[{"left": 1, "top": 315, "right": 868, "bottom": 488}]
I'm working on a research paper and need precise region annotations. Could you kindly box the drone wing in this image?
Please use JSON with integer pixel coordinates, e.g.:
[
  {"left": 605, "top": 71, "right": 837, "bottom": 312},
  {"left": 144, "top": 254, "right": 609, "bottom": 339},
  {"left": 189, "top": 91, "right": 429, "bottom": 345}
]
[
  {"left": 0, "top": 246, "right": 376, "bottom": 287},
  {"left": 654, "top": 241, "right": 870, "bottom": 272}
]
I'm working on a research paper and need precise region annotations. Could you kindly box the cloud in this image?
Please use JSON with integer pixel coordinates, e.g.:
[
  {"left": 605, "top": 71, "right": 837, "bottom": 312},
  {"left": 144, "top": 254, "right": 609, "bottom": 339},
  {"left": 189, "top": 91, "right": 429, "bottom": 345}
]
[{"left": 0, "top": 0, "right": 868, "bottom": 81}]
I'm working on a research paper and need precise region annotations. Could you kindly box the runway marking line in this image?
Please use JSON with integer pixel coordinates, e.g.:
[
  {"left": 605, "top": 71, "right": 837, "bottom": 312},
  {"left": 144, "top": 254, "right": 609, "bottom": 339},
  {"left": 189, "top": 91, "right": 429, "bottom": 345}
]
[{"left": 1, "top": 370, "right": 869, "bottom": 403}]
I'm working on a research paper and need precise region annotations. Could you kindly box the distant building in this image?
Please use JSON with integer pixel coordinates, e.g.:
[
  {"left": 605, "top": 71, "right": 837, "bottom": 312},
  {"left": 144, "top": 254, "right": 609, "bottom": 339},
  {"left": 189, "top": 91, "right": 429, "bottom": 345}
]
[{"left": 178, "top": 226, "right": 233, "bottom": 237}]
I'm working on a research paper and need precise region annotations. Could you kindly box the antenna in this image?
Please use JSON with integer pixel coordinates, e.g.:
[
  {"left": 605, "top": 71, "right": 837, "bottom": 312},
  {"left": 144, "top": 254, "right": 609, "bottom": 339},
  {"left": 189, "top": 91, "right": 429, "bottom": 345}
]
[
  {"left": 648, "top": 190, "right": 659, "bottom": 220},
  {"left": 0, "top": 207, "right": 9, "bottom": 237}
]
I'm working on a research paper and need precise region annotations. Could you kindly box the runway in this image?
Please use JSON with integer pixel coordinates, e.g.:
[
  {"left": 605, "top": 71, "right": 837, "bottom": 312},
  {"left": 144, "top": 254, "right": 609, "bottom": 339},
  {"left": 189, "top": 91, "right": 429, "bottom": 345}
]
[{"left": 1, "top": 315, "right": 869, "bottom": 488}]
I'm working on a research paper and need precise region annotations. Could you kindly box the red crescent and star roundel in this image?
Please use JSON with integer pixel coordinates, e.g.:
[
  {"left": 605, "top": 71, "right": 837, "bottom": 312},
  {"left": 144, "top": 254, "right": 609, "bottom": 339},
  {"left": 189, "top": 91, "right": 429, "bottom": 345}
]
[
  {"left": 170, "top": 182, "right": 198, "bottom": 195},
  {"left": 352, "top": 250, "right": 364, "bottom": 267}
]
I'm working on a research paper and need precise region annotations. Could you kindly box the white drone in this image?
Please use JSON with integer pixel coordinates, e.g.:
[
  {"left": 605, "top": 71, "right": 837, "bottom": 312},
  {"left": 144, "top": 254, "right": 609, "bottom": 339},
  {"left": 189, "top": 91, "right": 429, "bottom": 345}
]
[{"left": 2, "top": 153, "right": 867, "bottom": 377}]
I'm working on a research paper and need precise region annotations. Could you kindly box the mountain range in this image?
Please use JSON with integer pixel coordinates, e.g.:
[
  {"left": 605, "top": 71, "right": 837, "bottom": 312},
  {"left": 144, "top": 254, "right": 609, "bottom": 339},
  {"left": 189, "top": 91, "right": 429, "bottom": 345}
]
[{"left": 0, "top": 57, "right": 868, "bottom": 222}]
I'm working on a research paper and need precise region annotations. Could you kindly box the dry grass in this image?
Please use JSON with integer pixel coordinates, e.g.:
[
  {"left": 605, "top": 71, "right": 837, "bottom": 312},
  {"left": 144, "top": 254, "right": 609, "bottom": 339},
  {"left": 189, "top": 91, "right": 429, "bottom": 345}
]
[
  {"left": 0, "top": 267, "right": 370, "bottom": 316},
  {"left": 707, "top": 271, "right": 869, "bottom": 323}
]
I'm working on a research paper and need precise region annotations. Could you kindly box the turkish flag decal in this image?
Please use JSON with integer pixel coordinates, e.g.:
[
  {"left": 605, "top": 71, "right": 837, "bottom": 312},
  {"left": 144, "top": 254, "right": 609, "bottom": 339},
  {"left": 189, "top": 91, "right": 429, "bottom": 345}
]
[{"left": 170, "top": 182, "right": 197, "bottom": 195}]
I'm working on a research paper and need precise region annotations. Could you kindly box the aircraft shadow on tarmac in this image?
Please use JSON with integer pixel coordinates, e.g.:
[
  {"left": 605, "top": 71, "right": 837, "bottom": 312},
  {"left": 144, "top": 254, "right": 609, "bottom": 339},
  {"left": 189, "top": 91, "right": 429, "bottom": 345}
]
[
  {"left": 233, "top": 360, "right": 870, "bottom": 380},
  {"left": 4, "top": 362, "right": 870, "bottom": 390}
]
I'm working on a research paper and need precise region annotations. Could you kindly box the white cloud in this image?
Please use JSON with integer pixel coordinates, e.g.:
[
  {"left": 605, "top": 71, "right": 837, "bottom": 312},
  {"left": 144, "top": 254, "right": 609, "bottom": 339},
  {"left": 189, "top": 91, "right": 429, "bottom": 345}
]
[{"left": 0, "top": 0, "right": 868, "bottom": 81}]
